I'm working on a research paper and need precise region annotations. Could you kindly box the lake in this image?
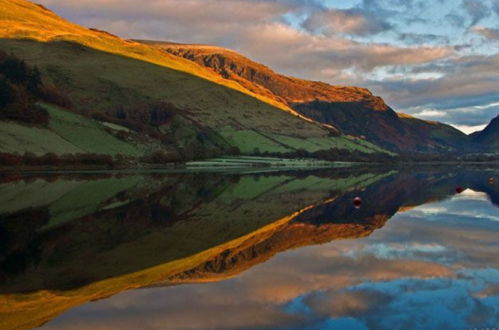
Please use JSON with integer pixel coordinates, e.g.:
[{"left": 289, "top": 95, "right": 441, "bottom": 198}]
[{"left": 0, "top": 166, "right": 497, "bottom": 330}]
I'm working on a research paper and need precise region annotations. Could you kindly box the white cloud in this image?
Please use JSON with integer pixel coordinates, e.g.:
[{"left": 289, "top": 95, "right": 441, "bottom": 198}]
[
  {"left": 452, "top": 124, "right": 487, "bottom": 134},
  {"left": 415, "top": 110, "right": 448, "bottom": 117}
]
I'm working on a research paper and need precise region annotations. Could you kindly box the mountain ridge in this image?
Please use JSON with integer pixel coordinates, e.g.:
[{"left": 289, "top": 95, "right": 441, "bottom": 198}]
[{"left": 146, "top": 40, "right": 487, "bottom": 153}]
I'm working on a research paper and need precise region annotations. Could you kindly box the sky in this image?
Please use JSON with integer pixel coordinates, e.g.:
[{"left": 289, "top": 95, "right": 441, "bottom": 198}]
[{"left": 37, "top": 0, "right": 499, "bottom": 133}]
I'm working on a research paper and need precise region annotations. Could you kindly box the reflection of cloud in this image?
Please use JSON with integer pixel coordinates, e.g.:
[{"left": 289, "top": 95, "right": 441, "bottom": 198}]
[
  {"left": 344, "top": 243, "right": 448, "bottom": 261},
  {"left": 298, "top": 272, "right": 499, "bottom": 330},
  {"left": 304, "top": 289, "right": 392, "bottom": 318},
  {"left": 474, "top": 283, "right": 499, "bottom": 298}
]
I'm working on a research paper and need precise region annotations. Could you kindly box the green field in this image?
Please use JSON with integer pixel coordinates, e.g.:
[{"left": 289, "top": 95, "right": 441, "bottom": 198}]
[
  {"left": 0, "top": 104, "right": 146, "bottom": 156},
  {"left": 218, "top": 128, "right": 389, "bottom": 154},
  {"left": 46, "top": 104, "right": 143, "bottom": 156}
]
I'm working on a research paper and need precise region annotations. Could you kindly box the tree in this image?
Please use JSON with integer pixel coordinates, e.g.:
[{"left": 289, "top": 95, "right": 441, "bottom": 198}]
[
  {"left": 0, "top": 56, "right": 28, "bottom": 83},
  {"left": 27, "top": 66, "right": 42, "bottom": 95},
  {"left": 0, "top": 77, "right": 13, "bottom": 109}
]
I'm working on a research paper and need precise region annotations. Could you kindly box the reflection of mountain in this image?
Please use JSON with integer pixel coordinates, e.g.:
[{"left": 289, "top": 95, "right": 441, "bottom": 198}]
[
  {"left": 169, "top": 168, "right": 498, "bottom": 284},
  {"left": 0, "top": 170, "right": 388, "bottom": 329},
  {"left": 0, "top": 168, "right": 497, "bottom": 329}
]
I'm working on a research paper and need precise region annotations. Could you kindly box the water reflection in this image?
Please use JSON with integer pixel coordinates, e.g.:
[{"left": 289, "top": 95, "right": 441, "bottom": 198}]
[{"left": 0, "top": 167, "right": 497, "bottom": 329}]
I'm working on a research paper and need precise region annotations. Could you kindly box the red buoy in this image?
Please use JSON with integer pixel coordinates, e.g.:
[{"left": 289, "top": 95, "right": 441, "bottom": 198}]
[
  {"left": 488, "top": 177, "right": 495, "bottom": 184},
  {"left": 353, "top": 197, "right": 362, "bottom": 208},
  {"left": 455, "top": 186, "right": 463, "bottom": 194}
]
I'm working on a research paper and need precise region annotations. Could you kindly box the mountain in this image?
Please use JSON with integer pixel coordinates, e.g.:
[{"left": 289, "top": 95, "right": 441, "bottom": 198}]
[
  {"left": 0, "top": 0, "right": 390, "bottom": 163},
  {"left": 471, "top": 114, "right": 499, "bottom": 151},
  {"left": 153, "top": 42, "right": 470, "bottom": 152}
]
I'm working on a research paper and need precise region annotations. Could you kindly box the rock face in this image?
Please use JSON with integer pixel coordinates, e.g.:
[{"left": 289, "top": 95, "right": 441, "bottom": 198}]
[{"left": 152, "top": 42, "right": 472, "bottom": 153}]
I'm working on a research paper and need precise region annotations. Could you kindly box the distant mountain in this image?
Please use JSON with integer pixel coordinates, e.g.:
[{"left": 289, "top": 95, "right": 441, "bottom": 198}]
[
  {"left": 151, "top": 42, "right": 470, "bottom": 153},
  {"left": 471, "top": 114, "right": 499, "bottom": 151}
]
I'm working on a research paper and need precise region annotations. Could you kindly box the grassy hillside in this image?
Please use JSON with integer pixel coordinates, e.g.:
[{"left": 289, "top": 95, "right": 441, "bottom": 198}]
[
  {"left": 0, "top": 0, "right": 390, "bottom": 160},
  {"left": 0, "top": 103, "right": 148, "bottom": 156}
]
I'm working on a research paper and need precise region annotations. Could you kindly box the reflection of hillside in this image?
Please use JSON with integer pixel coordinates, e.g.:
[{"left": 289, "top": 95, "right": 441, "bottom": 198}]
[
  {"left": 0, "top": 168, "right": 496, "bottom": 330},
  {"left": 167, "top": 168, "right": 498, "bottom": 283},
  {"left": 169, "top": 211, "right": 389, "bottom": 284}
]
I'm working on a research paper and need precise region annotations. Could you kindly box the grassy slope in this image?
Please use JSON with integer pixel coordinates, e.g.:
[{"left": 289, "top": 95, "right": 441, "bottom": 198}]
[
  {"left": 0, "top": 0, "right": 390, "bottom": 156},
  {"left": 0, "top": 103, "right": 146, "bottom": 156}
]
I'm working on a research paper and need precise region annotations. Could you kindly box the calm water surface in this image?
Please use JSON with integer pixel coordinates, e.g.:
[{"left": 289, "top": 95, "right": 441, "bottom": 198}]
[{"left": 0, "top": 167, "right": 497, "bottom": 330}]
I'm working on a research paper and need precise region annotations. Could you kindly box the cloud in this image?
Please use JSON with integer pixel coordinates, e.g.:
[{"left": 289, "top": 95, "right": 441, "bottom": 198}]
[
  {"left": 302, "top": 8, "right": 392, "bottom": 36},
  {"left": 237, "top": 22, "right": 452, "bottom": 78},
  {"left": 367, "top": 53, "right": 499, "bottom": 125},
  {"left": 37, "top": 0, "right": 297, "bottom": 44},
  {"left": 453, "top": 124, "right": 487, "bottom": 134},
  {"left": 471, "top": 26, "right": 499, "bottom": 40},
  {"left": 462, "top": 0, "right": 491, "bottom": 26},
  {"left": 303, "top": 289, "right": 393, "bottom": 318},
  {"left": 414, "top": 110, "right": 448, "bottom": 117},
  {"left": 494, "top": 2, "right": 499, "bottom": 16},
  {"left": 397, "top": 33, "right": 450, "bottom": 45}
]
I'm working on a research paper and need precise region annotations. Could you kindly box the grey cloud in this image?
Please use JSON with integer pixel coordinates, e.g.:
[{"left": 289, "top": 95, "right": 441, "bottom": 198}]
[
  {"left": 363, "top": 54, "right": 499, "bottom": 126},
  {"left": 462, "top": 0, "right": 491, "bottom": 26},
  {"left": 237, "top": 23, "right": 452, "bottom": 78},
  {"left": 302, "top": 8, "right": 392, "bottom": 36},
  {"left": 493, "top": 2, "right": 499, "bottom": 16},
  {"left": 397, "top": 33, "right": 450, "bottom": 45},
  {"left": 445, "top": 13, "right": 467, "bottom": 27}
]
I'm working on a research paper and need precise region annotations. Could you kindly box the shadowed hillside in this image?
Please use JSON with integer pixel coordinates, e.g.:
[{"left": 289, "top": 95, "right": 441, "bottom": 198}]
[{"left": 471, "top": 114, "right": 499, "bottom": 152}]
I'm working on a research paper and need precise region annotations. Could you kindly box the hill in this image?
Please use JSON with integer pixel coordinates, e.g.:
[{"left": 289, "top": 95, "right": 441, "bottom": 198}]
[
  {"left": 154, "top": 42, "right": 470, "bottom": 152},
  {"left": 0, "top": 0, "right": 390, "bottom": 162},
  {"left": 471, "top": 114, "right": 499, "bottom": 151}
]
